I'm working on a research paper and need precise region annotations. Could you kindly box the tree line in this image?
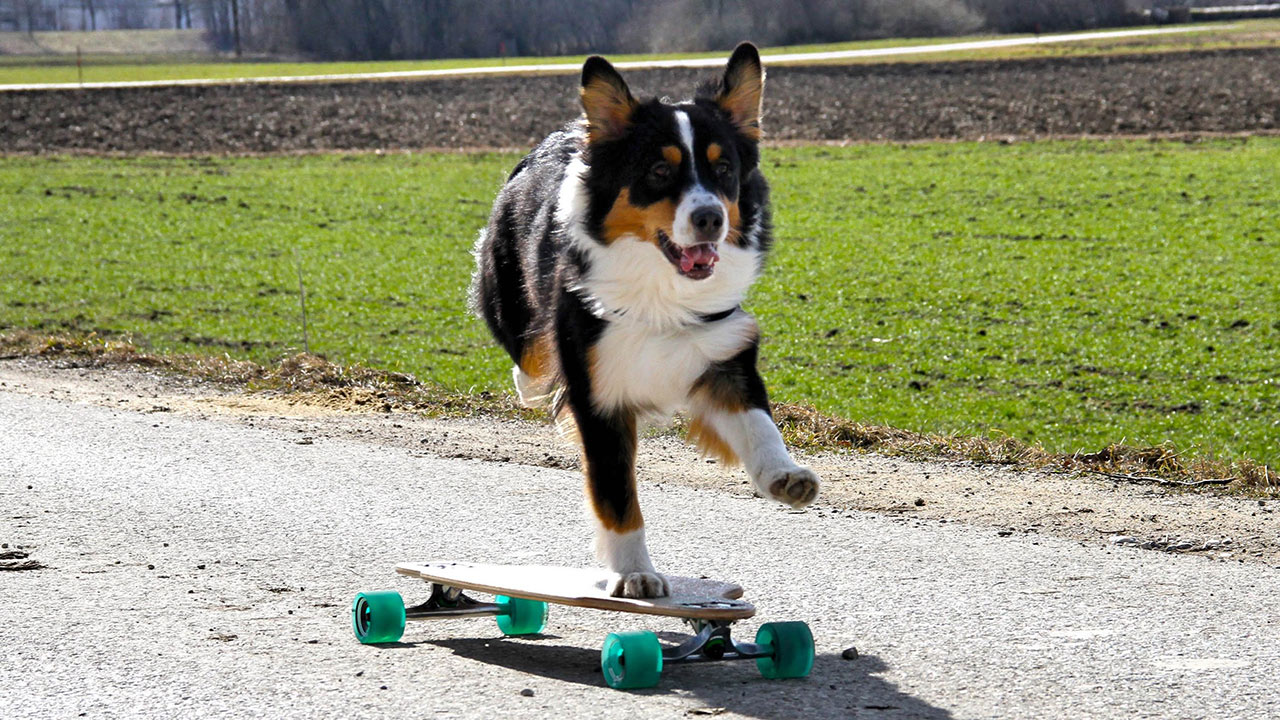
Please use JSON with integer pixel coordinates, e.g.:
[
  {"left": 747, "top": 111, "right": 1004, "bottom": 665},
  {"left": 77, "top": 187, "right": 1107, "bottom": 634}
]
[
  {"left": 236, "top": 0, "right": 1152, "bottom": 59},
  {"left": 4, "top": 1, "right": 1172, "bottom": 59}
]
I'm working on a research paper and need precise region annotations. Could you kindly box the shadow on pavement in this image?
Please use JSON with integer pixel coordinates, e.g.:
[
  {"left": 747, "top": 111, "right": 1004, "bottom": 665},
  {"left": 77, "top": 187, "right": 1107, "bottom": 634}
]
[{"left": 423, "top": 637, "right": 954, "bottom": 719}]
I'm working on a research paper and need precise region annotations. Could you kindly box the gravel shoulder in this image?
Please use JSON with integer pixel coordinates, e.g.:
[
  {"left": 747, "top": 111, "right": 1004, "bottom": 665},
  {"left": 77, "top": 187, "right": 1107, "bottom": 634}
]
[{"left": 3, "top": 357, "right": 1275, "bottom": 568}]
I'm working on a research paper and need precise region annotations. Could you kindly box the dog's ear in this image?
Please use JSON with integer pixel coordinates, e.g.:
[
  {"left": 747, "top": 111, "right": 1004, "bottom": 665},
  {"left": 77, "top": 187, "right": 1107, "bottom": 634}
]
[
  {"left": 581, "top": 56, "right": 637, "bottom": 144},
  {"left": 711, "top": 42, "right": 764, "bottom": 140}
]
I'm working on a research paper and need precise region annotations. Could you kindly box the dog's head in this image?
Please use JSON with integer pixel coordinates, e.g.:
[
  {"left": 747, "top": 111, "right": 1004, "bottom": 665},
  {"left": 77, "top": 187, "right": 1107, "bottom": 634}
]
[{"left": 576, "top": 43, "right": 765, "bottom": 282}]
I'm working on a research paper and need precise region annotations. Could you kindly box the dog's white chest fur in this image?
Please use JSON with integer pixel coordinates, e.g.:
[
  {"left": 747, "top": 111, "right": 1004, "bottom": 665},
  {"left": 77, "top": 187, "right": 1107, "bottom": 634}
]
[{"left": 590, "top": 313, "right": 757, "bottom": 414}]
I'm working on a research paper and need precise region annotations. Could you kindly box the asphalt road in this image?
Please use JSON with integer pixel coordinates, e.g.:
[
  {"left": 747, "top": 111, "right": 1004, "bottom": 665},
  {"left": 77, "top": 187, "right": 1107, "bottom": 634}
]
[{"left": 2, "top": 386, "right": 1278, "bottom": 719}]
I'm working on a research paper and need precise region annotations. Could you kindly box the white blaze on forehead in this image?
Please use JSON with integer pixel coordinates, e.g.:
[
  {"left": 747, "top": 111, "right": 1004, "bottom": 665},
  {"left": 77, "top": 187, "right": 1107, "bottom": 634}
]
[
  {"left": 675, "top": 110, "right": 696, "bottom": 165},
  {"left": 672, "top": 109, "right": 726, "bottom": 247}
]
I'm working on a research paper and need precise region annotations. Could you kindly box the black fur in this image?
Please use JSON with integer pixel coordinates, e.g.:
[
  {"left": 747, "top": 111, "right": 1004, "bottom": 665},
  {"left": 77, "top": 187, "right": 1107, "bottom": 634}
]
[{"left": 694, "top": 341, "right": 772, "bottom": 416}]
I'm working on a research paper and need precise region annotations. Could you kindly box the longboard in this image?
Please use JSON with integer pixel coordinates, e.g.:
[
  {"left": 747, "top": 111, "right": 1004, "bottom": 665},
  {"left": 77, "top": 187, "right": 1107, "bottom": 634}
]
[
  {"left": 395, "top": 560, "right": 755, "bottom": 621},
  {"left": 351, "top": 560, "right": 814, "bottom": 689}
]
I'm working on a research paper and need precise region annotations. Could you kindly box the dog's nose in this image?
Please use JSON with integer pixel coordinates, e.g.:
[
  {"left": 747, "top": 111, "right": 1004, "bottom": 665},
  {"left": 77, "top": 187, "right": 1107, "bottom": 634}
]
[{"left": 691, "top": 206, "right": 724, "bottom": 241}]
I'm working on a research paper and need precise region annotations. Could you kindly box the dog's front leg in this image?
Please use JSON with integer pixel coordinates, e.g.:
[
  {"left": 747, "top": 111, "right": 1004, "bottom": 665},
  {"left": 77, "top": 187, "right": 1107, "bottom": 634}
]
[
  {"left": 689, "top": 342, "right": 820, "bottom": 509},
  {"left": 555, "top": 294, "right": 669, "bottom": 598},
  {"left": 569, "top": 404, "right": 670, "bottom": 598}
]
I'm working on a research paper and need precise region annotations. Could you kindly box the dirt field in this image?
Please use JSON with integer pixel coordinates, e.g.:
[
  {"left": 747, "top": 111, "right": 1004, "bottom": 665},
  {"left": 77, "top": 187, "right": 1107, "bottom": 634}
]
[{"left": 2, "top": 48, "right": 1278, "bottom": 153}]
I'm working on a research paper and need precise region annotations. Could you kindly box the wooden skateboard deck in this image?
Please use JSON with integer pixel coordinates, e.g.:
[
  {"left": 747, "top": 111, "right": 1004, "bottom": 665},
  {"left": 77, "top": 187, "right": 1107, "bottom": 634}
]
[
  {"left": 355, "top": 559, "right": 814, "bottom": 688},
  {"left": 396, "top": 560, "right": 755, "bottom": 621}
]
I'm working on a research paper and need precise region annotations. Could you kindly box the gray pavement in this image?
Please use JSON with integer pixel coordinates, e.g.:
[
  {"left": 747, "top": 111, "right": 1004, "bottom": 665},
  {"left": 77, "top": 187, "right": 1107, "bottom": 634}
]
[{"left": 2, "top": 388, "right": 1278, "bottom": 719}]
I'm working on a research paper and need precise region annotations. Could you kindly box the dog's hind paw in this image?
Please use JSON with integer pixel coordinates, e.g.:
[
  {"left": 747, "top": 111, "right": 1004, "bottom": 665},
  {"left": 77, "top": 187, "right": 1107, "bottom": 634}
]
[
  {"left": 760, "top": 466, "right": 821, "bottom": 509},
  {"left": 608, "top": 571, "right": 671, "bottom": 598},
  {"left": 512, "top": 365, "right": 553, "bottom": 408}
]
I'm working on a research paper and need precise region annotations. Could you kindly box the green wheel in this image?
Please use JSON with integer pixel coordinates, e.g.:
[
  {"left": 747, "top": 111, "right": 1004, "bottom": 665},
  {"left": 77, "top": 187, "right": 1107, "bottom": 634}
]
[
  {"left": 600, "top": 630, "right": 663, "bottom": 689},
  {"left": 495, "top": 595, "right": 548, "bottom": 636},
  {"left": 352, "top": 590, "right": 406, "bottom": 644},
  {"left": 755, "top": 621, "right": 815, "bottom": 679}
]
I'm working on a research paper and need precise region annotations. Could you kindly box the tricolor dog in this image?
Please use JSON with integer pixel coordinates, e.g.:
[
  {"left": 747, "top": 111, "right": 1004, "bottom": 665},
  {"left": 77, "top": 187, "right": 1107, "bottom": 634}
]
[{"left": 471, "top": 43, "right": 820, "bottom": 598}]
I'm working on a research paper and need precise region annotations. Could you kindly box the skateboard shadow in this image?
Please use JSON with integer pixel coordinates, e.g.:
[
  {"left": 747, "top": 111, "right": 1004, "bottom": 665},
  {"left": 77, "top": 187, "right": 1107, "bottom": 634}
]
[
  {"left": 425, "top": 636, "right": 604, "bottom": 685},
  {"left": 424, "top": 637, "right": 954, "bottom": 719}
]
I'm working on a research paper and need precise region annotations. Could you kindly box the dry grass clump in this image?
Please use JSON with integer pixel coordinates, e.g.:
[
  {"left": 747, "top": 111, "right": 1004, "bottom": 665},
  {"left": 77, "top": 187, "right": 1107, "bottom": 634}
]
[
  {"left": 1064, "top": 443, "right": 1277, "bottom": 495},
  {"left": 0, "top": 330, "right": 532, "bottom": 421},
  {"left": 773, "top": 403, "right": 1047, "bottom": 465},
  {"left": 3, "top": 330, "right": 1275, "bottom": 496},
  {"left": 773, "top": 402, "right": 1278, "bottom": 497},
  {"left": 1, "top": 330, "right": 151, "bottom": 364}
]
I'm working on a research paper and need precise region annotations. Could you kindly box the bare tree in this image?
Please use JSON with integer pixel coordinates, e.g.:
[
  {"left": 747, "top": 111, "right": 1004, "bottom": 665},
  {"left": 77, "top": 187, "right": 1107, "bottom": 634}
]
[
  {"left": 81, "top": 0, "right": 97, "bottom": 30},
  {"left": 962, "top": 0, "right": 1138, "bottom": 33},
  {"left": 230, "top": 0, "right": 240, "bottom": 57},
  {"left": 12, "top": 0, "right": 1152, "bottom": 59}
]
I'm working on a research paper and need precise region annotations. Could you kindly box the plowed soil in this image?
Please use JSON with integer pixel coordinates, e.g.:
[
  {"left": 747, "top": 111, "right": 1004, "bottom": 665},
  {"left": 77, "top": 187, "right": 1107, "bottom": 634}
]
[{"left": 3, "top": 48, "right": 1279, "bottom": 153}]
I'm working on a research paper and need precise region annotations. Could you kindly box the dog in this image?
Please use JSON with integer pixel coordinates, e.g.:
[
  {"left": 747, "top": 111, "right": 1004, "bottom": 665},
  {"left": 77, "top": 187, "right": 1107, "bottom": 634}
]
[{"left": 470, "top": 43, "right": 820, "bottom": 599}]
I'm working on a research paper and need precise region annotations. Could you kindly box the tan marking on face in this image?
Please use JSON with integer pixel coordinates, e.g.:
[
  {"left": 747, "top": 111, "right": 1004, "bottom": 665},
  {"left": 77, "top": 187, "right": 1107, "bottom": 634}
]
[
  {"left": 687, "top": 416, "right": 741, "bottom": 466},
  {"left": 719, "top": 193, "right": 743, "bottom": 247},
  {"left": 706, "top": 143, "right": 722, "bottom": 164},
  {"left": 662, "top": 145, "right": 682, "bottom": 167},
  {"left": 601, "top": 188, "right": 676, "bottom": 245},
  {"left": 519, "top": 333, "right": 554, "bottom": 380}
]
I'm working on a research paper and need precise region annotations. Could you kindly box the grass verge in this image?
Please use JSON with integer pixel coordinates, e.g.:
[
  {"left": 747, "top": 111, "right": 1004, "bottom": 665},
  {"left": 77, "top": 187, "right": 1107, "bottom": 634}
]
[
  {"left": 4, "top": 329, "right": 1273, "bottom": 496},
  {"left": 2, "top": 140, "right": 1277, "bottom": 471},
  {"left": 0, "top": 329, "right": 525, "bottom": 420}
]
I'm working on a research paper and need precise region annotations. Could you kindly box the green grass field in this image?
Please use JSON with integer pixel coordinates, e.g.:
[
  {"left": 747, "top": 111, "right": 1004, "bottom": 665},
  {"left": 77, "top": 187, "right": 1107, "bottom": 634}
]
[
  {"left": 2, "top": 139, "right": 1278, "bottom": 465},
  {"left": 2, "top": 20, "right": 1277, "bottom": 86}
]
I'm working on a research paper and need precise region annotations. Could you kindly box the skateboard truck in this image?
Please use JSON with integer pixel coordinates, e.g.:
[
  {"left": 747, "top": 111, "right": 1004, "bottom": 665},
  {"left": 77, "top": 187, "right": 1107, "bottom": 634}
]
[
  {"left": 404, "top": 583, "right": 500, "bottom": 619},
  {"left": 356, "top": 583, "right": 550, "bottom": 638},
  {"left": 666, "top": 618, "right": 770, "bottom": 663}
]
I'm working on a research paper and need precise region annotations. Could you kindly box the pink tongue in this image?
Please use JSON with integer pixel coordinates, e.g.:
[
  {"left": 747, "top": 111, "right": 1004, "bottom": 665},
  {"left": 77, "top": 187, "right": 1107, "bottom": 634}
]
[{"left": 679, "top": 244, "right": 720, "bottom": 273}]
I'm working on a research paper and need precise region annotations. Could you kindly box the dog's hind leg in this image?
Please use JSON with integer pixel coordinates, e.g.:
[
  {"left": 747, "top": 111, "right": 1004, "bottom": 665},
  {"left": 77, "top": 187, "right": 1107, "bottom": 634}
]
[
  {"left": 512, "top": 333, "right": 556, "bottom": 408},
  {"left": 688, "top": 341, "right": 820, "bottom": 509}
]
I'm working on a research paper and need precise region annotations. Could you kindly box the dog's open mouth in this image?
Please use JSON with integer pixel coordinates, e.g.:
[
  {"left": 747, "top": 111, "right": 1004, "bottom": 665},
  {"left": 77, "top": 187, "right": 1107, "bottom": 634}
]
[{"left": 658, "top": 231, "right": 719, "bottom": 280}]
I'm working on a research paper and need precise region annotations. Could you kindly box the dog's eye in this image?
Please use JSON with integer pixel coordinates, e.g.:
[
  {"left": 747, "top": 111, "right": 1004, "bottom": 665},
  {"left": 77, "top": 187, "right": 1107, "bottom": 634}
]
[
  {"left": 648, "top": 161, "right": 672, "bottom": 183},
  {"left": 714, "top": 160, "right": 732, "bottom": 179}
]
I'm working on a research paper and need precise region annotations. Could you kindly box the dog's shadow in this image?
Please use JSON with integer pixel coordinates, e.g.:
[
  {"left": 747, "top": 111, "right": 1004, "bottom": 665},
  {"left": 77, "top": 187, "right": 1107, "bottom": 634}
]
[{"left": 411, "top": 634, "right": 954, "bottom": 719}]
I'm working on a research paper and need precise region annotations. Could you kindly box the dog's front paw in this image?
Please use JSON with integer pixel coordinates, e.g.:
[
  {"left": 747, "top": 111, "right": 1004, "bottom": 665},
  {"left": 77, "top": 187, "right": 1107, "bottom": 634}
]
[
  {"left": 758, "top": 466, "right": 821, "bottom": 509},
  {"left": 608, "top": 571, "right": 671, "bottom": 598}
]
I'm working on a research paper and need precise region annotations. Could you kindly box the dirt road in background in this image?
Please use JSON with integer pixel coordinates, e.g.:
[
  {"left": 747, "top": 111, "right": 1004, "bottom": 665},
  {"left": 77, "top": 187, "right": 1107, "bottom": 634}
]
[{"left": 3, "top": 48, "right": 1278, "bottom": 153}]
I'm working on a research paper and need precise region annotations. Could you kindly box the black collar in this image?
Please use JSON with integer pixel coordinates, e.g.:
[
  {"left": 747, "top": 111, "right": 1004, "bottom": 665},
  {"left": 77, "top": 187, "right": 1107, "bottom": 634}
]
[{"left": 696, "top": 306, "right": 739, "bottom": 323}]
